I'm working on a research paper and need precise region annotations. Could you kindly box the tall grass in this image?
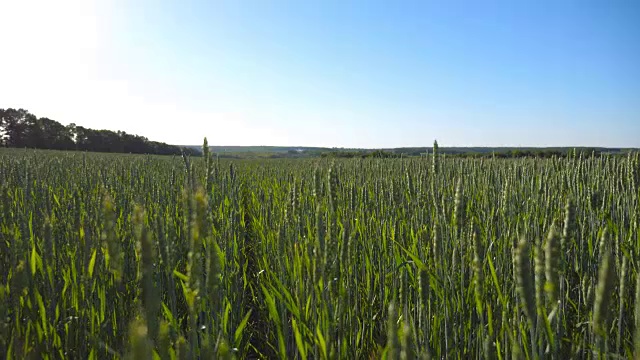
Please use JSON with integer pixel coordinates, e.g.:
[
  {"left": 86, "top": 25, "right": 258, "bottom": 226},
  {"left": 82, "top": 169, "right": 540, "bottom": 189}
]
[{"left": 0, "top": 145, "right": 638, "bottom": 359}]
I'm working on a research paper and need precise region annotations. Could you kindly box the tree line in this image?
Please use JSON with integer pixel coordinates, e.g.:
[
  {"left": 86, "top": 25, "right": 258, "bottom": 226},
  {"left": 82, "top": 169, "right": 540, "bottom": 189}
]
[
  {"left": 466, "top": 148, "right": 605, "bottom": 158},
  {"left": 321, "top": 150, "right": 402, "bottom": 159},
  {"left": 320, "top": 148, "right": 608, "bottom": 159},
  {"left": 0, "top": 108, "right": 198, "bottom": 156}
]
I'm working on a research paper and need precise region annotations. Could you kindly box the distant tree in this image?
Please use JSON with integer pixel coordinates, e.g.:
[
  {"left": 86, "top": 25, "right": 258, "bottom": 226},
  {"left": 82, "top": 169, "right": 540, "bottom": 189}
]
[
  {"left": 37, "top": 117, "right": 75, "bottom": 150},
  {"left": 0, "top": 108, "right": 35, "bottom": 147},
  {"left": 0, "top": 109, "right": 5, "bottom": 146},
  {"left": 0, "top": 107, "right": 195, "bottom": 156}
]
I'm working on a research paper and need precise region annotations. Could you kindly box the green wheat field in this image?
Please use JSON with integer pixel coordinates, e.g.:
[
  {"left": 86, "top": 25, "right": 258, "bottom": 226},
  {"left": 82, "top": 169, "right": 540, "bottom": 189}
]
[{"left": 0, "top": 143, "right": 639, "bottom": 359}]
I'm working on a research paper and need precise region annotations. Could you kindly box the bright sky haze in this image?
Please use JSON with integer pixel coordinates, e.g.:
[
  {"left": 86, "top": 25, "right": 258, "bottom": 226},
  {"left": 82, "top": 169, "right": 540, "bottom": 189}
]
[{"left": 1, "top": 0, "right": 639, "bottom": 148}]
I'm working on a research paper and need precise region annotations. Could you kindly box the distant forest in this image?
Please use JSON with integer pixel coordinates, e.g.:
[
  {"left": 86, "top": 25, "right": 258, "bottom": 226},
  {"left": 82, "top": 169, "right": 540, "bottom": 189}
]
[
  {"left": 319, "top": 147, "right": 611, "bottom": 159},
  {"left": 0, "top": 108, "right": 198, "bottom": 156}
]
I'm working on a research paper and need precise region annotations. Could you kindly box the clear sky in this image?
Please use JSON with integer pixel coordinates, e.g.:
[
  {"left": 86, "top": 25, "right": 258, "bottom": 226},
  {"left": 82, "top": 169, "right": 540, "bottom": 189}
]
[{"left": 1, "top": 0, "right": 639, "bottom": 148}]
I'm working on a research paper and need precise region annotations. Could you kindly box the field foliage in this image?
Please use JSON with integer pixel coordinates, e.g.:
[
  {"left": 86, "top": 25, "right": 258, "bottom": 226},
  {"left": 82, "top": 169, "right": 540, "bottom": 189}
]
[{"left": 0, "top": 145, "right": 639, "bottom": 359}]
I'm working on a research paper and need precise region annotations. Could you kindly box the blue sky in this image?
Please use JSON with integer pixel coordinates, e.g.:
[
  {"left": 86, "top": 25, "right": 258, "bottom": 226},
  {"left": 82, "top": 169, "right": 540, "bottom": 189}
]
[{"left": 0, "top": 0, "right": 638, "bottom": 147}]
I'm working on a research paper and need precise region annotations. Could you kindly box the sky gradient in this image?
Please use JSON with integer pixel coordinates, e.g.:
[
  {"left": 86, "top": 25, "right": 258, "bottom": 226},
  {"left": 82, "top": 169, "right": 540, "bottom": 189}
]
[{"left": 1, "top": 0, "right": 639, "bottom": 148}]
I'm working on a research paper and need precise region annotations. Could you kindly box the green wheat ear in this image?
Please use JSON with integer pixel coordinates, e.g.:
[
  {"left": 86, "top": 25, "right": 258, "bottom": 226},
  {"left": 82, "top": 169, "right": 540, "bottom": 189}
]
[
  {"left": 545, "top": 224, "right": 560, "bottom": 306},
  {"left": 400, "top": 321, "right": 416, "bottom": 360},
  {"left": 432, "top": 140, "right": 439, "bottom": 175},
  {"left": 453, "top": 178, "right": 464, "bottom": 238},
  {"left": 514, "top": 238, "right": 536, "bottom": 328},
  {"left": 387, "top": 301, "right": 399, "bottom": 360},
  {"left": 471, "top": 228, "right": 484, "bottom": 316},
  {"left": 126, "top": 318, "right": 152, "bottom": 360},
  {"left": 534, "top": 239, "right": 544, "bottom": 317},
  {"left": 593, "top": 246, "right": 615, "bottom": 337},
  {"left": 561, "top": 198, "right": 575, "bottom": 254}
]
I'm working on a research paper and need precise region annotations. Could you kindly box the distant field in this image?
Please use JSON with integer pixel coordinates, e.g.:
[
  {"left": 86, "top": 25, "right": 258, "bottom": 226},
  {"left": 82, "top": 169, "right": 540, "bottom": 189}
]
[
  {"left": 209, "top": 146, "right": 329, "bottom": 153},
  {"left": 1, "top": 148, "right": 639, "bottom": 358},
  {"left": 181, "top": 144, "right": 636, "bottom": 159}
]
